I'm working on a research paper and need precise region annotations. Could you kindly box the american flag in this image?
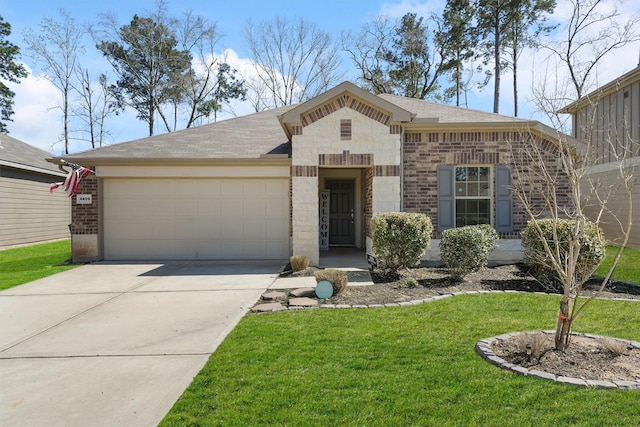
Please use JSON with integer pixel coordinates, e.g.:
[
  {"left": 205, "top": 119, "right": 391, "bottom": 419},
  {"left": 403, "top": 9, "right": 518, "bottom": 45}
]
[{"left": 50, "top": 161, "right": 93, "bottom": 197}]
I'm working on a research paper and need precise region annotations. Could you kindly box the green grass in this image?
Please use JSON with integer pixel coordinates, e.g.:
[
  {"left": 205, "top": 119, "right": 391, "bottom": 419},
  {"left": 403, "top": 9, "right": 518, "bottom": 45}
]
[
  {"left": 0, "top": 240, "right": 79, "bottom": 291},
  {"left": 161, "top": 294, "right": 640, "bottom": 426},
  {"left": 595, "top": 245, "right": 640, "bottom": 284}
]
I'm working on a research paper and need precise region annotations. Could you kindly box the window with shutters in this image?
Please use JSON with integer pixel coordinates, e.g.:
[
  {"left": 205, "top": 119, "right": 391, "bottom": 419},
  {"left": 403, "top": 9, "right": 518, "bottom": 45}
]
[
  {"left": 454, "top": 166, "right": 491, "bottom": 227},
  {"left": 437, "top": 164, "right": 512, "bottom": 233}
]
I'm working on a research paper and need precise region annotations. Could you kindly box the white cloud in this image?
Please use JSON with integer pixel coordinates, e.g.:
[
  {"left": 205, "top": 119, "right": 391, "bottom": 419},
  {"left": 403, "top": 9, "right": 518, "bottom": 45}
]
[
  {"left": 4, "top": 65, "right": 64, "bottom": 154},
  {"left": 378, "top": 0, "right": 446, "bottom": 18}
]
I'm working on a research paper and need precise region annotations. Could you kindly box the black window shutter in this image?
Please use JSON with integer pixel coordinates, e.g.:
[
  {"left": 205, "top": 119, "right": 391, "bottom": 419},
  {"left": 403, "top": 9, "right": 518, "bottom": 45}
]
[
  {"left": 495, "top": 165, "right": 513, "bottom": 232},
  {"left": 437, "top": 165, "right": 455, "bottom": 232}
]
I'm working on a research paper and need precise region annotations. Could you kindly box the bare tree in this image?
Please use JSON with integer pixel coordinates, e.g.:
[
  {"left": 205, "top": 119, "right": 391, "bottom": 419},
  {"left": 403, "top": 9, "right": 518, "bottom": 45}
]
[
  {"left": 72, "top": 70, "right": 122, "bottom": 148},
  {"left": 541, "top": 0, "right": 640, "bottom": 101},
  {"left": 243, "top": 16, "right": 343, "bottom": 108},
  {"left": 343, "top": 13, "right": 453, "bottom": 101},
  {"left": 341, "top": 16, "right": 395, "bottom": 95},
  {"left": 172, "top": 12, "right": 246, "bottom": 127},
  {"left": 23, "top": 8, "right": 85, "bottom": 154},
  {"left": 511, "top": 94, "right": 635, "bottom": 351}
]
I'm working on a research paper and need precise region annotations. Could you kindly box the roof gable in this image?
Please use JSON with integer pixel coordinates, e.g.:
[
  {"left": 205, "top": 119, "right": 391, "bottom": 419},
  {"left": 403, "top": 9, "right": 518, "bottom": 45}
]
[{"left": 278, "top": 81, "right": 414, "bottom": 136}]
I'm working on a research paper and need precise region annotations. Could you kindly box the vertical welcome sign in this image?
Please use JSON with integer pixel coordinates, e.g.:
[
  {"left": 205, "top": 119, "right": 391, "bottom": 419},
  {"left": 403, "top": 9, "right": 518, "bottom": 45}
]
[{"left": 319, "top": 190, "right": 330, "bottom": 250}]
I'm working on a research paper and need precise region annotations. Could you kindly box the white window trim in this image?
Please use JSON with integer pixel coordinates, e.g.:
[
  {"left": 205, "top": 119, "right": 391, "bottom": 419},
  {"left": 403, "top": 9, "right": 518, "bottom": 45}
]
[{"left": 454, "top": 164, "right": 493, "bottom": 227}]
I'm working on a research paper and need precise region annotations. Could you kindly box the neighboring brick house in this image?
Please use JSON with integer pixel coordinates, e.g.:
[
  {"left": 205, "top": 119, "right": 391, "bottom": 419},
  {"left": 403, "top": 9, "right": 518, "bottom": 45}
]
[
  {"left": 560, "top": 66, "right": 640, "bottom": 248},
  {"left": 51, "top": 81, "right": 571, "bottom": 265},
  {"left": 0, "top": 134, "right": 70, "bottom": 248}
]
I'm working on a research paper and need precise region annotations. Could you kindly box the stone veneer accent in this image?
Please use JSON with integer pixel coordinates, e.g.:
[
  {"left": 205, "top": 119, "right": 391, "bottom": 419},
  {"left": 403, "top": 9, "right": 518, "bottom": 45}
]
[
  {"left": 402, "top": 130, "right": 571, "bottom": 239},
  {"left": 290, "top": 97, "right": 402, "bottom": 265}
]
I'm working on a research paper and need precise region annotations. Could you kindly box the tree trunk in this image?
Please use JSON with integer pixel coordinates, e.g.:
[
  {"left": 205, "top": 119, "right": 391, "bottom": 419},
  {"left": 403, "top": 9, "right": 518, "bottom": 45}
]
[
  {"left": 513, "top": 53, "right": 518, "bottom": 117},
  {"left": 64, "top": 86, "right": 69, "bottom": 154},
  {"left": 555, "top": 296, "right": 573, "bottom": 351},
  {"left": 493, "top": 21, "right": 500, "bottom": 114}
]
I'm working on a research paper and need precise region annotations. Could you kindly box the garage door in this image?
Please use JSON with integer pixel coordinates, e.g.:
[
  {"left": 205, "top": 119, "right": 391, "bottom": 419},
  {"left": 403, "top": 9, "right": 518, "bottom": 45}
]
[{"left": 103, "top": 179, "right": 289, "bottom": 260}]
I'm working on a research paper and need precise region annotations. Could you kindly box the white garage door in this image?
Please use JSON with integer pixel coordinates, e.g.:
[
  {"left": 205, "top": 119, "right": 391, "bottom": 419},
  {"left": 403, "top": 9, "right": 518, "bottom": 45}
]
[{"left": 103, "top": 179, "right": 289, "bottom": 260}]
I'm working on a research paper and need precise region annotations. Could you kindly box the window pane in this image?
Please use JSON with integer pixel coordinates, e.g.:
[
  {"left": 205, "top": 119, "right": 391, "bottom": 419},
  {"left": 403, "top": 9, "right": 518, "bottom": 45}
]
[
  {"left": 456, "top": 199, "right": 465, "bottom": 227},
  {"left": 467, "top": 167, "right": 478, "bottom": 181},
  {"left": 479, "top": 167, "right": 489, "bottom": 181},
  {"left": 478, "top": 200, "right": 489, "bottom": 225},
  {"left": 479, "top": 182, "right": 489, "bottom": 196},
  {"left": 468, "top": 182, "right": 479, "bottom": 196},
  {"left": 456, "top": 182, "right": 466, "bottom": 196},
  {"left": 455, "top": 167, "right": 467, "bottom": 182}
]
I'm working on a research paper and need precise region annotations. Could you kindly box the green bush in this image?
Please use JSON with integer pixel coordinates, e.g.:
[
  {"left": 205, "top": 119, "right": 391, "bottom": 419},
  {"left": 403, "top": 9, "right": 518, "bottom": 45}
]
[
  {"left": 314, "top": 269, "right": 348, "bottom": 294},
  {"left": 521, "top": 218, "right": 606, "bottom": 291},
  {"left": 372, "top": 212, "right": 433, "bottom": 272},
  {"left": 439, "top": 224, "right": 499, "bottom": 280},
  {"left": 290, "top": 255, "right": 310, "bottom": 272}
]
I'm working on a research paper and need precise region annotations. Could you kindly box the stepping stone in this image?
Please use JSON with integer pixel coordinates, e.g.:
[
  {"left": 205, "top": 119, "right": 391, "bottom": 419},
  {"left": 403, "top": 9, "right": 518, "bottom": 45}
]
[
  {"left": 290, "top": 287, "right": 316, "bottom": 298},
  {"left": 288, "top": 297, "right": 318, "bottom": 307},
  {"left": 252, "top": 302, "right": 284, "bottom": 312},
  {"left": 262, "top": 291, "right": 287, "bottom": 301}
]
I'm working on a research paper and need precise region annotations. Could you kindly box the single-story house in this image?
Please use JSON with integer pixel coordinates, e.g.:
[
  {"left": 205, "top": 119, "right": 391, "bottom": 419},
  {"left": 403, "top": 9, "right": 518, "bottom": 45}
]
[
  {"left": 0, "top": 134, "right": 70, "bottom": 248},
  {"left": 560, "top": 66, "right": 640, "bottom": 248},
  {"left": 51, "top": 81, "right": 572, "bottom": 265}
]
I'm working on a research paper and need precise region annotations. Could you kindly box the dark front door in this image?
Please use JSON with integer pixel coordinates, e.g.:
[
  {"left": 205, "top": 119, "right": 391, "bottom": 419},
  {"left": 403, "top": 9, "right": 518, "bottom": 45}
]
[{"left": 327, "top": 180, "right": 355, "bottom": 246}]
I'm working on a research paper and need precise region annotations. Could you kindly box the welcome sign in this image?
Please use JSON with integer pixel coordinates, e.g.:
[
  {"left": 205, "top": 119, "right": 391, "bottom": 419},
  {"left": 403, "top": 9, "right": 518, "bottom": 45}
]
[{"left": 319, "top": 190, "right": 330, "bottom": 250}]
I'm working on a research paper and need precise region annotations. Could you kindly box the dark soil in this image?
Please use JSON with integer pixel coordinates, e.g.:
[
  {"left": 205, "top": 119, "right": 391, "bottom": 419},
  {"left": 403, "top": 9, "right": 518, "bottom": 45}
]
[
  {"left": 491, "top": 333, "right": 640, "bottom": 383},
  {"left": 282, "top": 264, "right": 640, "bottom": 385},
  {"left": 328, "top": 264, "right": 640, "bottom": 306}
]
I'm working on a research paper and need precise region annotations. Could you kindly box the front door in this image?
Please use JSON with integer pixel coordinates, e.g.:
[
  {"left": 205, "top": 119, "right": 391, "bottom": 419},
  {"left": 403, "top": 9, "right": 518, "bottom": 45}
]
[{"left": 327, "top": 180, "right": 355, "bottom": 246}]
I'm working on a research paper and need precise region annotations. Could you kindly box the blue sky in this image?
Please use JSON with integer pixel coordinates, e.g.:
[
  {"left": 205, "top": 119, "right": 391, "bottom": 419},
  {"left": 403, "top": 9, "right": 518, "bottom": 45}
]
[{"left": 1, "top": 0, "right": 639, "bottom": 154}]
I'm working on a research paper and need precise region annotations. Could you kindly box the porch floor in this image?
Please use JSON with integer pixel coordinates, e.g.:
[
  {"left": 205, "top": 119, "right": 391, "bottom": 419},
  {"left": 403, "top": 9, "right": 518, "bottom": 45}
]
[
  {"left": 271, "top": 247, "right": 372, "bottom": 289},
  {"left": 319, "top": 247, "right": 369, "bottom": 270}
]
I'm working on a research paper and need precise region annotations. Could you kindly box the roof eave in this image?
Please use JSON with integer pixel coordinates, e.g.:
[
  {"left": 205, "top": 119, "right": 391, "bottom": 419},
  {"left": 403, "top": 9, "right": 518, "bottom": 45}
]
[
  {"left": 1, "top": 159, "right": 68, "bottom": 177},
  {"left": 47, "top": 156, "right": 292, "bottom": 167},
  {"left": 560, "top": 66, "right": 640, "bottom": 114}
]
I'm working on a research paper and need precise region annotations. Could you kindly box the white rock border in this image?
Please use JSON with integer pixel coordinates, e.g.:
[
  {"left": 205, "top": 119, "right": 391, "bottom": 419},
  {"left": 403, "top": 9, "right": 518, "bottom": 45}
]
[{"left": 476, "top": 330, "right": 640, "bottom": 389}]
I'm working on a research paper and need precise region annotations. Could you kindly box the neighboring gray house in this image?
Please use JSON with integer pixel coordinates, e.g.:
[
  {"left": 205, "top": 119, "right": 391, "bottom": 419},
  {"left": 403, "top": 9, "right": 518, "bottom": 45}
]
[
  {"left": 51, "top": 81, "right": 571, "bottom": 264},
  {"left": 561, "top": 66, "right": 640, "bottom": 248},
  {"left": 0, "top": 135, "right": 70, "bottom": 248}
]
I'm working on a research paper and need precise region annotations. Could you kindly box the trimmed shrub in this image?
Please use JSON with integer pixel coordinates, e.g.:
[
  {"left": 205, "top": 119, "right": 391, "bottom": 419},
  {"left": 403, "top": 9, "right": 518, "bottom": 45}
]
[
  {"left": 521, "top": 218, "right": 606, "bottom": 291},
  {"left": 372, "top": 212, "right": 433, "bottom": 272},
  {"left": 314, "top": 269, "right": 348, "bottom": 294},
  {"left": 290, "top": 255, "right": 310, "bottom": 272},
  {"left": 439, "top": 224, "right": 499, "bottom": 280}
]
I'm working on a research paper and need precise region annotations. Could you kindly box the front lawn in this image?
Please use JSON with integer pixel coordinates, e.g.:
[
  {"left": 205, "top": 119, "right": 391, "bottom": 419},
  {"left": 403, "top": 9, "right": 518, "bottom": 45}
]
[
  {"left": 595, "top": 245, "right": 640, "bottom": 284},
  {"left": 161, "top": 293, "right": 640, "bottom": 426},
  {"left": 0, "top": 240, "right": 78, "bottom": 291}
]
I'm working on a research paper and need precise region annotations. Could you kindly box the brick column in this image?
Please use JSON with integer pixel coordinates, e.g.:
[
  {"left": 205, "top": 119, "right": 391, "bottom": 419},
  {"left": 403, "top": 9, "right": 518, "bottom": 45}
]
[{"left": 70, "top": 169, "right": 100, "bottom": 262}]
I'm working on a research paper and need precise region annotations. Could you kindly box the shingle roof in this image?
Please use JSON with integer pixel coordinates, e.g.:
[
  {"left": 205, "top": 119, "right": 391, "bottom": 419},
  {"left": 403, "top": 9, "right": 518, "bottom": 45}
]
[
  {"left": 58, "top": 83, "right": 540, "bottom": 164},
  {"left": 0, "top": 134, "right": 66, "bottom": 176},
  {"left": 62, "top": 104, "right": 295, "bottom": 161},
  {"left": 378, "top": 93, "right": 528, "bottom": 123}
]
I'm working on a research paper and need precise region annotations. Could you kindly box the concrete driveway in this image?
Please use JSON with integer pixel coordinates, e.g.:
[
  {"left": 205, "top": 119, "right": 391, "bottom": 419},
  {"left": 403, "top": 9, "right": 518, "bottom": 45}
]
[{"left": 0, "top": 260, "right": 284, "bottom": 427}]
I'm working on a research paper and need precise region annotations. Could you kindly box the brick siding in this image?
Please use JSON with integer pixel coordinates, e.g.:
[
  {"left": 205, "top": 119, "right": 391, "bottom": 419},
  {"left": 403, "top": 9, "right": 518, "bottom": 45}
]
[
  {"left": 403, "top": 131, "right": 571, "bottom": 238},
  {"left": 69, "top": 168, "right": 98, "bottom": 235}
]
